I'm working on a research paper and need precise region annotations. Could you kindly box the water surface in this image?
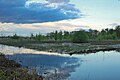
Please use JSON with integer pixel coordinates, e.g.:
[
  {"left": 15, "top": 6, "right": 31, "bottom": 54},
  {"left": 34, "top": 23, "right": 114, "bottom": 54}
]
[
  {"left": 69, "top": 51, "right": 120, "bottom": 80},
  {"left": 0, "top": 44, "right": 120, "bottom": 80}
]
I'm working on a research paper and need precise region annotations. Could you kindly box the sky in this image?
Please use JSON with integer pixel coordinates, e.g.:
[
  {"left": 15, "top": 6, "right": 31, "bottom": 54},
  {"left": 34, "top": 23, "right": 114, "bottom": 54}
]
[{"left": 0, "top": 0, "right": 120, "bottom": 36}]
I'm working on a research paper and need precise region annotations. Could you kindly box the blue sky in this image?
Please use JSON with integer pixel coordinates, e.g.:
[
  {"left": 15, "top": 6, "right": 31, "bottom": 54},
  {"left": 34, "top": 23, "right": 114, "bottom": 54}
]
[
  {"left": 0, "top": 0, "right": 120, "bottom": 36},
  {"left": 71, "top": 0, "right": 120, "bottom": 27}
]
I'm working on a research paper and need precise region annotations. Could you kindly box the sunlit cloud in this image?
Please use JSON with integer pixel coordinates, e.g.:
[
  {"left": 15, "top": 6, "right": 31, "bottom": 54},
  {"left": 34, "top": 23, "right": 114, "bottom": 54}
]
[{"left": 0, "top": 21, "right": 90, "bottom": 36}]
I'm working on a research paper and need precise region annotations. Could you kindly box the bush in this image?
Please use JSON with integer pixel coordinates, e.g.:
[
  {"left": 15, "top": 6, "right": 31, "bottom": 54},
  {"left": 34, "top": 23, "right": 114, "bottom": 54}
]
[{"left": 72, "top": 30, "right": 89, "bottom": 43}]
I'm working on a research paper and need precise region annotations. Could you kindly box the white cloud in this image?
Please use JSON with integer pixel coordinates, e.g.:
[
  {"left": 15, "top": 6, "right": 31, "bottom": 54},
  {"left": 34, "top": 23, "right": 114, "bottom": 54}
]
[
  {"left": 46, "top": 0, "right": 69, "bottom": 3},
  {"left": 25, "top": 0, "right": 80, "bottom": 18},
  {"left": 0, "top": 21, "right": 90, "bottom": 36}
]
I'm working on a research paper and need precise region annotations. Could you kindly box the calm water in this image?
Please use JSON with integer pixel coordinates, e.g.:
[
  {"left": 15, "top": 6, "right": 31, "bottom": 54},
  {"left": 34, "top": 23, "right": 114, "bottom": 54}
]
[
  {"left": 69, "top": 51, "right": 120, "bottom": 80},
  {"left": 0, "top": 44, "right": 120, "bottom": 80}
]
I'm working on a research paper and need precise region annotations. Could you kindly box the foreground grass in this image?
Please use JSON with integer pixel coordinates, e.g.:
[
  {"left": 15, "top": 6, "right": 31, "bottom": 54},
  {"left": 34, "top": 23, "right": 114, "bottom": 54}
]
[{"left": 0, "top": 53, "right": 43, "bottom": 80}]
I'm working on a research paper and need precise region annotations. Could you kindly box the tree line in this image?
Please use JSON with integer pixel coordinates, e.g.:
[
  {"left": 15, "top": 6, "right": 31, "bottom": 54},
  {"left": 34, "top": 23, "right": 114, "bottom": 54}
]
[{"left": 3, "top": 25, "right": 120, "bottom": 43}]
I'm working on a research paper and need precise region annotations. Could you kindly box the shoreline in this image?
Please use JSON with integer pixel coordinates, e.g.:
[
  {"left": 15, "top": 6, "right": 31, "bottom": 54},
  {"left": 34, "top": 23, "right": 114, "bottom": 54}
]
[
  {"left": 0, "top": 53, "right": 43, "bottom": 80},
  {"left": 0, "top": 43, "right": 120, "bottom": 56},
  {"left": 0, "top": 38, "right": 120, "bottom": 55},
  {"left": 0, "top": 40, "right": 120, "bottom": 80}
]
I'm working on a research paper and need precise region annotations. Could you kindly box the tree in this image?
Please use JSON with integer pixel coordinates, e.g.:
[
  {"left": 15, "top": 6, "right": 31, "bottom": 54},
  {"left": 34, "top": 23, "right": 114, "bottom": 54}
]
[
  {"left": 47, "top": 32, "right": 54, "bottom": 40},
  {"left": 105, "top": 28, "right": 109, "bottom": 33},
  {"left": 88, "top": 29, "right": 99, "bottom": 40},
  {"left": 101, "top": 29, "right": 106, "bottom": 35},
  {"left": 115, "top": 26, "right": 120, "bottom": 39},
  {"left": 54, "top": 31, "right": 58, "bottom": 41},
  {"left": 35, "top": 33, "right": 44, "bottom": 41},
  {"left": 11, "top": 33, "right": 19, "bottom": 39},
  {"left": 109, "top": 29, "right": 114, "bottom": 34},
  {"left": 58, "top": 30, "right": 63, "bottom": 40},
  {"left": 30, "top": 33, "right": 34, "bottom": 39},
  {"left": 63, "top": 31, "right": 70, "bottom": 40},
  {"left": 72, "top": 30, "right": 89, "bottom": 43}
]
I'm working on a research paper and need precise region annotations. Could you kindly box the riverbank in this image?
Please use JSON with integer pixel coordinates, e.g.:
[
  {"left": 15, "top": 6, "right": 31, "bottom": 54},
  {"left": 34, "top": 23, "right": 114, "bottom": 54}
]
[
  {"left": 0, "top": 44, "right": 80, "bottom": 80},
  {"left": 0, "top": 38, "right": 120, "bottom": 55},
  {"left": 0, "top": 53, "right": 43, "bottom": 80}
]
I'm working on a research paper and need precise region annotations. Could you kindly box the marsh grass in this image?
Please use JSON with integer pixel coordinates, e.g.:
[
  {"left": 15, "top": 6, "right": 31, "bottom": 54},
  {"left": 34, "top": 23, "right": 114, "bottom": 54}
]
[
  {"left": 0, "top": 53, "right": 43, "bottom": 80},
  {"left": 0, "top": 38, "right": 120, "bottom": 55}
]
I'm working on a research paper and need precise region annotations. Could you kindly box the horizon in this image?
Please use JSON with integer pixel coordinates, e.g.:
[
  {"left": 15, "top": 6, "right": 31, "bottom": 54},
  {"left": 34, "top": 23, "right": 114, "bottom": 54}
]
[{"left": 0, "top": 0, "right": 120, "bottom": 36}]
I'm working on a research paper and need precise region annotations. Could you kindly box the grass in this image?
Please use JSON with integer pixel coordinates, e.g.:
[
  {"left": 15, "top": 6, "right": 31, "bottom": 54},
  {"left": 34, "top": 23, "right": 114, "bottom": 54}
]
[
  {"left": 0, "top": 37, "right": 120, "bottom": 55},
  {"left": 0, "top": 53, "right": 43, "bottom": 80}
]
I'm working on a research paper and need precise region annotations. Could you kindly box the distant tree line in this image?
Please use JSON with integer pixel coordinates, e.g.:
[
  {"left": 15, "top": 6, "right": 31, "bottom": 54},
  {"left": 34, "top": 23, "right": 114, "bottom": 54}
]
[
  {"left": 31, "top": 25, "right": 120, "bottom": 42},
  {"left": 1, "top": 26, "right": 120, "bottom": 43},
  {"left": 88, "top": 25, "right": 120, "bottom": 40}
]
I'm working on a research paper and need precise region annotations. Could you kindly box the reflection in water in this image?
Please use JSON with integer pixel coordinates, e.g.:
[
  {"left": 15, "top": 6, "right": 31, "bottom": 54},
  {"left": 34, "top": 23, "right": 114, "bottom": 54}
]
[
  {"left": 0, "top": 44, "right": 67, "bottom": 56},
  {"left": 0, "top": 44, "right": 80, "bottom": 80},
  {"left": 69, "top": 51, "right": 120, "bottom": 80},
  {"left": 6, "top": 54, "right": 80, "bottom": 80},
  {"left": 1, "top": 44, "right": 120, "bottom": 80}
]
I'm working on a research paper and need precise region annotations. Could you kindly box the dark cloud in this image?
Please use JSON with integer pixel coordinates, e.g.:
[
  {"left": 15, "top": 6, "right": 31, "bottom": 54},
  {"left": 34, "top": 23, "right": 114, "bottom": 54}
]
[
  {"left": 0, "top": 0, "right": 26, "bottom": 8},
  {"left": 0, "top": 0, "right": 81, "bottom": 23}
]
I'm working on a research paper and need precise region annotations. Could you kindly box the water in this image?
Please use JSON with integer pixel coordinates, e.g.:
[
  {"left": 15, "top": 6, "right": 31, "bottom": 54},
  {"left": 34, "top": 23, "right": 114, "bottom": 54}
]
[
  {"left": 69, "top": 51, "right": 120, "bottom": 80},
  {"left": 0, "top": 44, "right": 80, "bottom": 79},
  {"left": 0, "top": 44, "right": 120, "bottom": 80}
]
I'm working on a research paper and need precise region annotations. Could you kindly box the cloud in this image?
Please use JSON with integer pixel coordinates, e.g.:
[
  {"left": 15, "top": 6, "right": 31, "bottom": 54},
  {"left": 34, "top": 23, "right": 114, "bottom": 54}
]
[
  {"left": 109, "top": 23, "right": 120, "bottom": 27},
  {"left": 0, "top": 21, "right": 90, "bottom": 36},
  {"left": 0, "top": 0, "right": 25, "bottom": 8},
  {"left": 46, "top": 0, "right": 69, "bottom": 3},
  {"left": 0, "top": 0, "right": 81, "bottom": 23}
]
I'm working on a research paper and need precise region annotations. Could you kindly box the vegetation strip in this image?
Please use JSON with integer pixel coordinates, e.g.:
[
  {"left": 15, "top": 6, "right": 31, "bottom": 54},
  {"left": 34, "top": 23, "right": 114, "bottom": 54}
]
[
  {"left": 0, "top": 26, "right": 120, "bottom": 55},
  {"left": 67, "top": 48, "right": 120, "bottom": 55}
]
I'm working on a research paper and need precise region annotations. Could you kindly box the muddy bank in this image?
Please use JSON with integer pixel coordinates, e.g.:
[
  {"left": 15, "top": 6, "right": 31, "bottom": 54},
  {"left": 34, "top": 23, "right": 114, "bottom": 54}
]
[
  {"left": 25, "top": 43, "right": 120, "bottom": 55},
  {"left": 67, "top": 47, "right": 120, "bottom": 55},
  {"left": 90, "top": 40, "right": 120, "bottom": 45},
  {"left": 0, "top": 38, "right": 120, "bottom": 55},
  {"left": 0, "top": 53, "right": 43, "bottom": 80}
]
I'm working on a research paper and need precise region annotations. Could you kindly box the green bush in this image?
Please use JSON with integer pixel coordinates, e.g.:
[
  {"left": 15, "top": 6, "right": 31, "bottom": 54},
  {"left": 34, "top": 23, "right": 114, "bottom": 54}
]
[{"left": 72, "top": 30, "right": 89, "bottom": 43}]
